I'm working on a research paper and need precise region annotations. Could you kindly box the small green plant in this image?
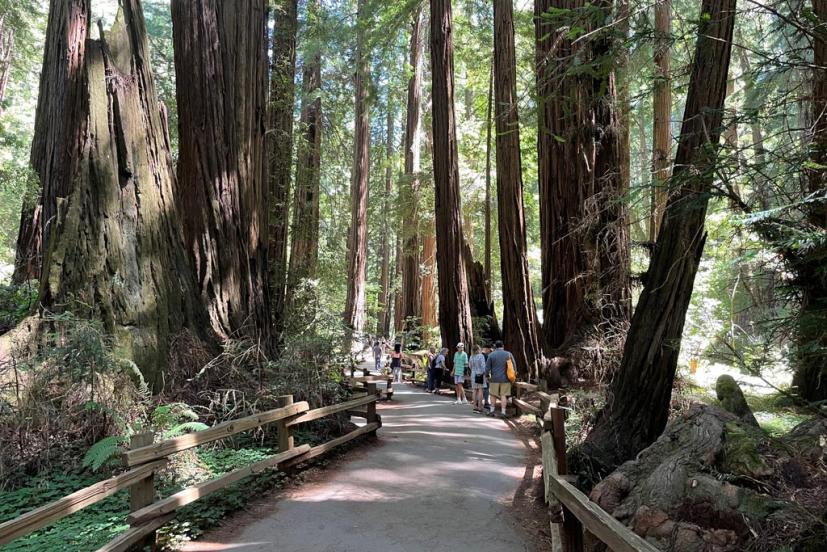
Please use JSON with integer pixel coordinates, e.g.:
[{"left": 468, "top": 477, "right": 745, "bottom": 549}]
[
  {"left": 0, "top": 280, "right": 38, "bottom": 333},
  {"left": 82, "top": 402, "right": 208, "bottom": 471}
]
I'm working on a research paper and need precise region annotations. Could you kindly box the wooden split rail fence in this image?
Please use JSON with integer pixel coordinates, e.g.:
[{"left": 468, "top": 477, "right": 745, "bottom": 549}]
[
  {"left": 510, "top": 384, "right": 659, "bottom": 552},
  {"left": 0, "top": 385, "right": 383, "bottom": 552}
]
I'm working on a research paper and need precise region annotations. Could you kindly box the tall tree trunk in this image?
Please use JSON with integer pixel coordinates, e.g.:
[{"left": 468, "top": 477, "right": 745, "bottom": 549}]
[
  {"left": 494, "top": 0, "right": 543, "bottom": 380},
  {"left": 650, "top": 0, "right": 672, "bottom": 242},
  {"left": 792, "top": 0, "right": 827, "bottom": 402},
  {"left": 268, "top": 0, "right": 299, "bottom": 339},
  {"left": 393, "top": 235, "right": 405, "bottom": 333},
  {"left": 31, "top": 0, "right": 90, "bottom": 261},
  {"left": 400, "top": 8, "right": 424, "bottom": 333},
  {"left": 421, "top": 229, "right": 437, "bottom": 332},
  {"left": 536, "top": 0, "right": 595, "bottom": 350},
  {"left": 39, "top": 0, "right": 208, "bottom": 390},
  {"left": 172, "top": 0, "right": 270, "bottom": 344},
  {"left": 430, "top": 0, "right": 474, "bottom": 354},
  {"left": 378, "top": 107, "right": 394, "bottom": 336},
  {"left": 344, "top": 0, "right": 371, "bottom": 334},
  {"left": 592, "top": 0, "right": 632, "bottom": 325},
  {"left": 287, "top": 46, "right": 322, "bottom": 299},
  {"left": 484, "top": 62, "right": 493, "bottom": 293},
  {"left": 579, "top": 0, "right": 737, "bottom": 473}
]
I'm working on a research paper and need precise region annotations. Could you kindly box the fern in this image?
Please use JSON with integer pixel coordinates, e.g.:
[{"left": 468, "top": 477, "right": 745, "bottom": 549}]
[
  {"left": 82, "top": 435, "right": 128, "bottom": 471},
  {"left": 163, "top": 421, "right": 209, "bottom": 439}
]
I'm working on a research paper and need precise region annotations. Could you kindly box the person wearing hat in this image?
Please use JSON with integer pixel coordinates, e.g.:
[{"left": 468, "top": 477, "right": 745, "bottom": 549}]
[{"left": 452, "top": 342, "right": 469, "bottom": 404}]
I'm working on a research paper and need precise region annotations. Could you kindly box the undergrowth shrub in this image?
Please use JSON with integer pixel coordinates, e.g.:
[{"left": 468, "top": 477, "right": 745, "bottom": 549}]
[
  {"left": 0, "top": 280, "right": 38, "bottom": 335},
  {"left": 0, "top": 313, "right": 148, "bottom": 487}
]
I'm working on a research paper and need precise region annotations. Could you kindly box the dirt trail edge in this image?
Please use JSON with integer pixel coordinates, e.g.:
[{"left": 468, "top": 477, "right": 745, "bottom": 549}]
[{"left": 183, "top": 378, "right": 537, "bottom": 551}]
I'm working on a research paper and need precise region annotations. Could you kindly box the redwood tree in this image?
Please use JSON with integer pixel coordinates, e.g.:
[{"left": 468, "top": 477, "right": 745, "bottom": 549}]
[
  {"left": 287, "top": 45, "right": 322, "bottom": 299},
  {"left": 494, "top": 0, "right": 543, "bottom": 380},
  {"left": 38, "top": 0, "right": 206, "bottom": 389},
  {"left": 651, "top": 0, "right": 672, "bottom": 241},
  {"left": 269, "top": 0, "right": 299, "bottom": 337},
  {"left": 580, "top": 0, "right": 737, "bottom": 471},
  {"left": 344, "top": 0, "right": 371, "bottom": 334},
  {"left": 430, "top": 0, "right": 474, "bottom": 352},
  {"left": 400, "top": 8, "right": 424, "bottom": 332},
  {"left": 592, "top": 0, "right": 631, "bottom": 324},
  {"left": 171, "top": 0, "right": 270, "bottom": 343},
  {"left": 536, "top": 0, "right": 594, "bottom": 350},
  {"left": 377, "top": 107, "right": 395, "bottom": 336}
]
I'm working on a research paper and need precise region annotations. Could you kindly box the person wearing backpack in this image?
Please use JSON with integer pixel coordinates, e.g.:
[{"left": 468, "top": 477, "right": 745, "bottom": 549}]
[{"left": 485, "top": 340, "right": 516, "bottom": 418}]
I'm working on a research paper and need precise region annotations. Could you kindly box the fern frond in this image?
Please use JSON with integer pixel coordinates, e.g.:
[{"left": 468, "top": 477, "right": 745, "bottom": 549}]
[
  {"left": 163, "top": 421, "right": 209, "bottom": 439},
  {"left": 82, "top": 435, "right": 127, "bottom": 471}
]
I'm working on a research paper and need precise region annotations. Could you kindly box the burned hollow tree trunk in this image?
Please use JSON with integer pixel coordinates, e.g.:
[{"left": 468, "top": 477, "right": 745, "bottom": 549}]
[
  {"left": 494, "top": 0, "right": 543, "bottom": 380},
  {"left": 268, "top": 0, "right": 299, "bottom": 339},
  {"left": 171, "top": 0, "right": 271, "bottom": 344},
  {"left": 400, "top": 8, "right": 424, "bottom": 334},
  {"left": 578, "top": 0, "right": 737, "bottom": 473},
  {"left": 287, "top": 44, "right": 322, "bottom": 303},
  {"left": 11, "top": 199, "right": 41, "bottom": 284},
  {"left": 430, "top": 0, "right": 474, "bottom": 354},
  {"left": 536, "top": 0, "right": 595, "bottom": 351},
  {"left": 39, "top": 0, "right": 208, "bottom": 390},
  {"left": 344, "top": 0, "right": 371, "bottom": 335}
]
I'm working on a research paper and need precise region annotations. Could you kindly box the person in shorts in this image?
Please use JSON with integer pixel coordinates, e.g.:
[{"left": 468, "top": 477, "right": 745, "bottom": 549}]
[
  {"left": 469, "top": 345, "right": 487, "bottom": 413},
  {"left": 452, "top": 343, "right": 469, "bottom": 404},
  {"left": 389, "top": 343, "right": 403, "bottom": 383},
  {"left": 485, "top": 340, "right": 515, "bottom": 418}
]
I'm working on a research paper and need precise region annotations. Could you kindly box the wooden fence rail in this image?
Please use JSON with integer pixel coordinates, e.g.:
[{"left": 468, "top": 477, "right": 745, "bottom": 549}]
[
  {"left": 0, "top": 385, "right": 383, "bottom": 552},
  {"left": 537, "top": 395, "right": 659, "bottom": 552}
]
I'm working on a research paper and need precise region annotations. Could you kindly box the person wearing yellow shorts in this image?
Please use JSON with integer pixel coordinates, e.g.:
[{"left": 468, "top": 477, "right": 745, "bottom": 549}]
[{"left": 485, "top": 340, "right": 515, "bottom": 418}]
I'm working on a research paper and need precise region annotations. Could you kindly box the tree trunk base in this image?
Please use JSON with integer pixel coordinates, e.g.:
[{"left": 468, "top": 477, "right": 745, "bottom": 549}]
[{"left": 577, "top": 404, "right": 827, "bottom": 552}]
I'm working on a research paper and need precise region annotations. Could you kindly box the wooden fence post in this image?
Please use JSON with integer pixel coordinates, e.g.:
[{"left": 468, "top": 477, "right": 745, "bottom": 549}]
[
  {"left": 365, "top": 383, "right": 378, "bottom": 424},
  {"left": 549, "top": 405, "right": 584, "bottom": 552},
  {"left": 128, "top": 432, "right": 156, "bottom": 551},
  {"left": 276, "top": 395, "right": 295, "bottom": 452}
]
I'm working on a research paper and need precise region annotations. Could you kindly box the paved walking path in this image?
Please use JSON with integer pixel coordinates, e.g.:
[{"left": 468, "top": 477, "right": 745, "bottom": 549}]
[{"left": 186, "top": 379, "right": 536, "bottom": 551}]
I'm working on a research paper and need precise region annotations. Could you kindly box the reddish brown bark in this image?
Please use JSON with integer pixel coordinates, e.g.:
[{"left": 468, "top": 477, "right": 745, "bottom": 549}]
[
  {"left": 287, "top": 46, "right": 322, "bottom": 297},
  {"left": 650, "top": 0, "right": 672, "bottom": 242},
  {"left": 171, "top": 0, "right": 270, "bottom": 343},
  {"left": 592, "top": 0, "right": 631, "bottom": 324},
  {"left": 344, "top": 0, "right": 371, "bottom": 334},
  {"left": 39, "top": 0, "right": 207, "bottom": 389},
  {"left": 493, "top": 0, "right": 543, "bottom": 379},
  {"left": 378, "top": 107, "right": 394, "bottom": 336},
  {"left": 421, "top": 230, "right": 437, "bottom": 331},
  {"left": 11, "top": 200, "right": 41, "bottom": 284},
  {"left": 429, "top": 0, "right": 474, "bottom": 354},
  {"left": 269, "top": 0, "right": 299, "bottom": 337},
  {"left": 536, "top": 0, "right": 595, "bottom": 350},
  {"left": 581, "top": 0, "right": 737, "bottom": 471},
  {"left": 400, "top": 8, "right": 424, "bottom": 332},
  {"left": 30, "top": 0, "right": 89, "bottom": 259}
]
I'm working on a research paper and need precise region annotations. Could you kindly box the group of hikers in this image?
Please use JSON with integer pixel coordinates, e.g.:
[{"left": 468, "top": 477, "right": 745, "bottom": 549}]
[{"left": 371, "top": 339, "right": 516, "bottom": 418}]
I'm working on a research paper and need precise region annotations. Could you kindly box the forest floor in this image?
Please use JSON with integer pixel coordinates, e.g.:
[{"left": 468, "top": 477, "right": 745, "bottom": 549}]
[{"left": 181, "top": 380, "right": 546, "bottom": 552}]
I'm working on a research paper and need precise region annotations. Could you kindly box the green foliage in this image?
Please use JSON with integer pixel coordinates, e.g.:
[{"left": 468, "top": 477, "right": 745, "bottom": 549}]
[
  {"left": 0, "top": 279, "right": 36, "bottom": 332},
  {"left": 81, "top": 435, "right": 128, "bottom": 472}
]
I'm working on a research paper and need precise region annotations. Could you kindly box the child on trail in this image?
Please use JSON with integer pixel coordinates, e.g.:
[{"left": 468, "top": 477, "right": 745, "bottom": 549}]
[
  {"left": 482, "top": 345, "right": 492, "bottom": 412},
  {"left": 470, "top": 345, "right": 487, "bottom": 413},
  {"left": 453, "top": 343, "right": 469, "bottom": 405},
  {"left": 390, "top": 343, "right": 403, "bottom": 383}
]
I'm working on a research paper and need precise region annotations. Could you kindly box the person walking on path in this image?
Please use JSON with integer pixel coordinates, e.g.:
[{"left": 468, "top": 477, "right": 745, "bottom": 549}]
[
  {"left": 453, "top": 343, "right": 469, "bottom": 404},
  {"left": 390, "top": 343, "right": 403, "bottom": 383},
  {"left": 485, "top": 340, "right": 515, "bottom": 418},
  {"left": 469, "top": 345, "right": 487, "bottom": 413},
  {"left": 432, "top": 348, "right": 448, "bottom": 393},
  {"left": 425, "top": 347, "right": 437, "bottom": 392},
  {"left": 372, "top": 341, "right": 383, "bottom": 373}
]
